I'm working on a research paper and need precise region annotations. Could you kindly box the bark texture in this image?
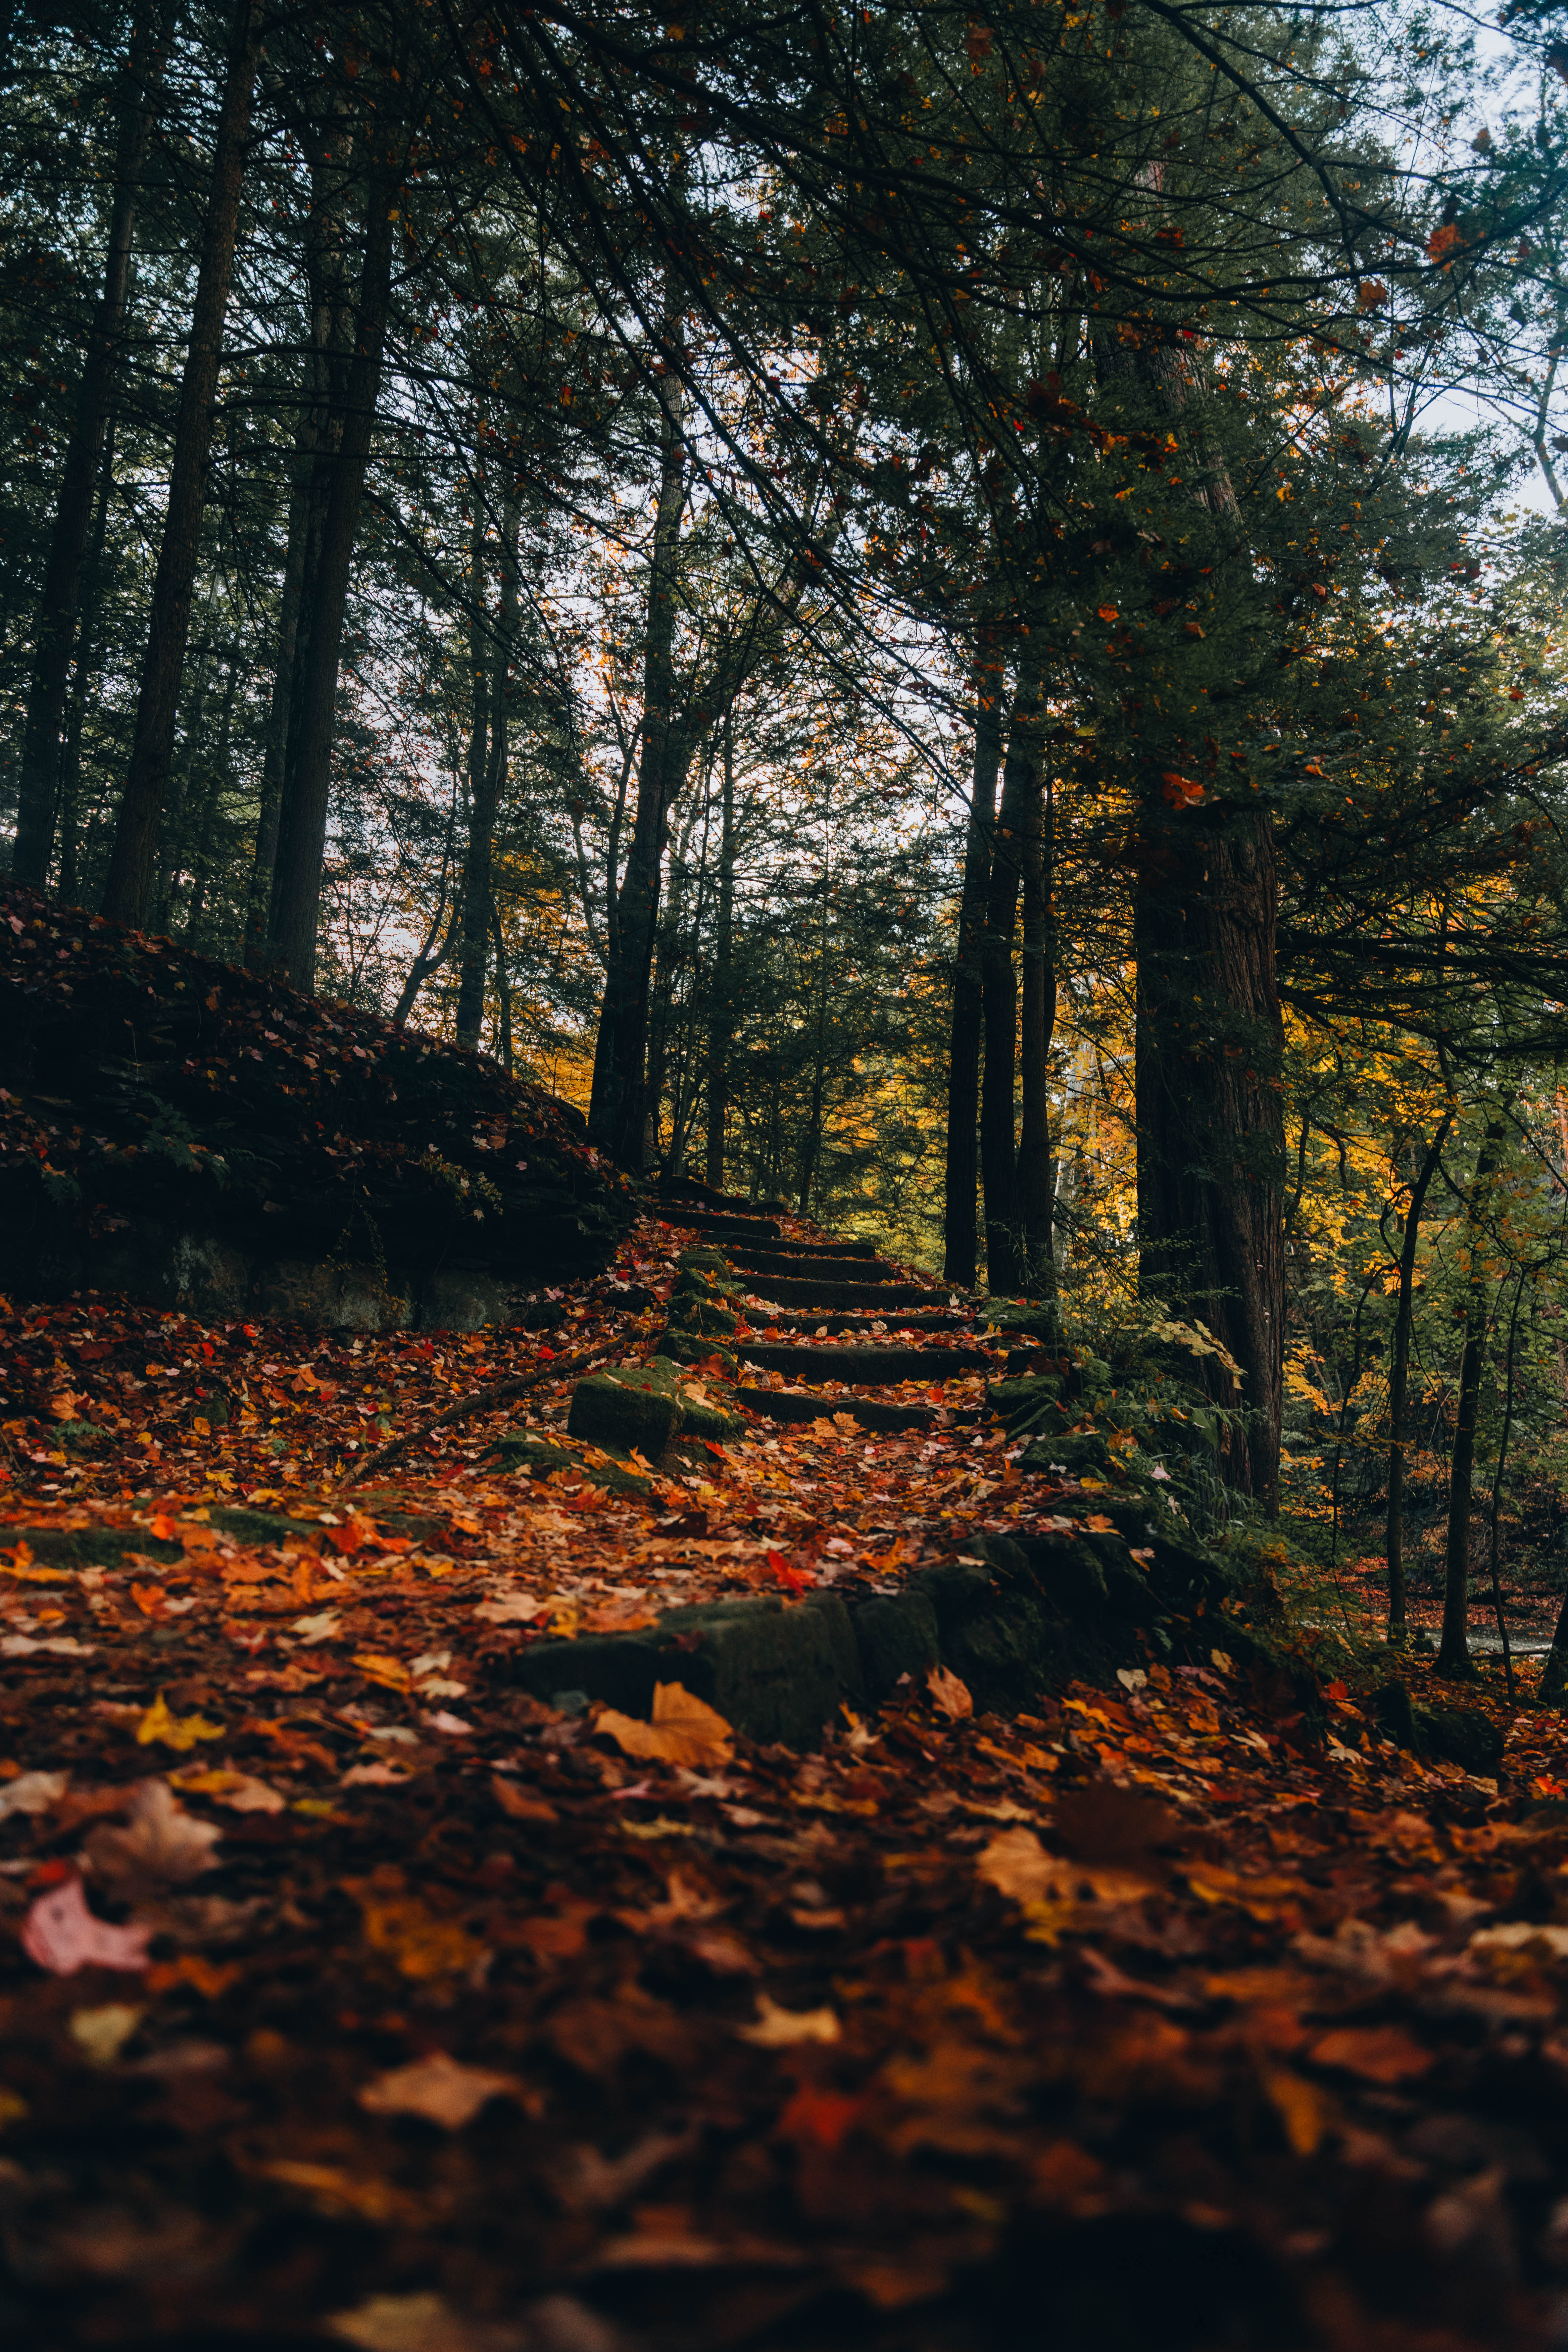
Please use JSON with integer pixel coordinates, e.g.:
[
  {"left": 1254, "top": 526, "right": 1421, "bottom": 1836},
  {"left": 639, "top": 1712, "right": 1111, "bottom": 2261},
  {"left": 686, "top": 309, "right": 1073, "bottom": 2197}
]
[
  {"left": 266, "top": 153, "right": 398, "bottom": 990},
  {"left": 14, "top": 2, "right": 172, "bottom": 885},
  {"left": 980, "top": 643, "right": 1044, "bottom": 1296},
  {"left": 101, "top": 0, "right": 261, "bottom": 926},
  {"left": 1438, "top": 1107, "right": 1510, "bottom": 1679},
  {"left": 1135, "top": 787, "right": 1285, "bottom": 1507},
  {"left": 942, "top": 641, "right": 1003, "bottom": 1288},
  {"left": 1384, "top": 1112, "right": 1454, "bottom": 1642}
]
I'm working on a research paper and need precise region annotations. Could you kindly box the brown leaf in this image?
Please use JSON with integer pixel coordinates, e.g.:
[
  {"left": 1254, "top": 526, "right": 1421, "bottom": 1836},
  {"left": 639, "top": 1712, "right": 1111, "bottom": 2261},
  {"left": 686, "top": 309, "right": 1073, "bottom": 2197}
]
[
  {"left": 596, "top": 1682, "right": 733, "bottom": 1769},
  {"left": 358, "top": 2050, "right": 539, "bottom": 2129},
  {"left": 83, "top": 1778, "right": 221, "bottom": 1898},
  {"left": 1052, "top": 1784, "right": 1183, "bottom": 1870},
  {"left": 490, "top": 1775, "right": 558, "bottom": 1823},
  {"left": 925, "top": 1664, "right": 973, "bottom": 1721},
  {"left": 1310, "top": 2024, "right": 1433, "bottom": 2085}
]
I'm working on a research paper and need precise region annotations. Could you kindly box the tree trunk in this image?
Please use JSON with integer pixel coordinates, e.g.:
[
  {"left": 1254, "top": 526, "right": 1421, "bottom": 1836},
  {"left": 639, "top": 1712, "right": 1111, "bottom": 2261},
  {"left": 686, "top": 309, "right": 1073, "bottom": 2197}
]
[
  {"left": 1438, "top": 1106, "right": 1510, "bottom": 1679},
  {"left": 456, "top": 484, "right": 520, "bottom": 1049},
  {"left": 266, "top": 155, "right": 398, "bottom": 991},
  {"left": 1014, "top": 765, "right": 1057, "bottom": 1309},
  {"left": 100, "top": 0, "right": 262, "bottom": 927},
  {"left": 980, "top": 641, "right": 1044, "bottom": 1295},
  {"left": 182, "top": 647, "right": 238, "bottom": 940},
  {"left": 247, "top": 108, "right": 357, "bottom": 968},
  {"left": 57, "top": 420, "right": 118, "bottom": 905},
  {"left": 491, "top": 896, "right": 514, "bottom": 1073},
  {"left": 588, "top": 316, "right": 687, "bottom": 1169},
  {"left": 703, "top": 714, "right": 737, "bottom": 1190},
  {"left": 156, "top": 638, "right": 212, "bottom": 929},
  {"left": 14, "top": 2, "right": 172, "bottom": 885},
  {"left": 943, "top": 636, "right": 1003, "bottom": 1288},
  {"left": 1135, "top": 782, "right": 1285, "bottom": 1508},
  {"left": 1385, "top": 1110, "right": 1455, "bottom": 1643}
]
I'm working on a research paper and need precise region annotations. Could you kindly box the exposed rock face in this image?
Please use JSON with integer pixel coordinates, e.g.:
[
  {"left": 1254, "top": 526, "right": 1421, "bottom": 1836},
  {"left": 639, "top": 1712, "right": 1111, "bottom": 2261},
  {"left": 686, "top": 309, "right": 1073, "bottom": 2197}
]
[{"left": 0, "top": 887, "right": 631, "bottom": 1330}]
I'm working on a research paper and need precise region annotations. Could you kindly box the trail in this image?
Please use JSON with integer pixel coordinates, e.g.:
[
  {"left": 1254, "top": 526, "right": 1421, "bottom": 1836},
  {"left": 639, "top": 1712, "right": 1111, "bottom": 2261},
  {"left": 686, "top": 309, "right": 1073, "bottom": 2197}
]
[{"left": 0, "top": 1202, "right": 1566, "bottom": 2350}]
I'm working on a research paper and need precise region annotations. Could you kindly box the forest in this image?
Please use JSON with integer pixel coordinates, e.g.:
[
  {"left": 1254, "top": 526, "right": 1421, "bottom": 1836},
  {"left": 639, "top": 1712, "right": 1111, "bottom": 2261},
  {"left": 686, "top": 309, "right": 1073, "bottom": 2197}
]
[{"left": 7, "top": 2, "right": 1568, "bottom": 2346}]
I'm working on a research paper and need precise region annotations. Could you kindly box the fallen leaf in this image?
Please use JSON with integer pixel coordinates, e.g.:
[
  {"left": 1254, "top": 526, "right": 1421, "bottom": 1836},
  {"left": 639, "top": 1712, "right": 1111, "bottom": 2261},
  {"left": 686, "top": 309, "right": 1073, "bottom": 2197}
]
[
  {"left": 358, "top": 2049, "right": 538, "bottom": 2129},
  {"left": 977, "top": 1826, "right": 1058, "bottom": 1906},
  {"left": 291, "top": 1610, "right": 342, "bottom": 1643},
  {"left": 0, "top": 1768, "right": 67, "bottom": 1819},
  {"left": 348, "top": 1880, "right": 488, "bottom": 1980},
  {"left": 735, "top": 1993, "right": 840, "bottom": 2047},
  {"left": 1310, "top": 2024, "right": 1433, "bottom": 2085},
  {"left": 926, "top": 1664, "right": 973, "bottom": 1721},
  {"left": 22, "top": 1878, "right": 151, "bottom": 1974},
  {"left": 170, "top": 1768, "right": 285, "bottom": 1813},
  {"left": 597, "top": 1682, "right": 733, "bottom": 1769},
  {"left": 69, "top": 2003, "right": 144, "bottom": 2066},
  {"left": 354, "top": 1651, "right": 413, "bottom": 1694},
  {"left": 259, "top": 2160, "right": 422, "bottom": 2223},
  {"left": 490, "top": 1776, "right": 558, "bottom": 1822},
  {"left": 327, "top": 2291, "right": 531, "bottom": 2352},
  {"left": 84, "top": 1778, "right": 221, "bottom": 1899},
  {"left": 473, "top": 1591, "right": 544, "bottom": 1624},
  {"left": 1261, "top": 2064, "right": 1337, "bottom": 2155},
  {"left": 135, "top": 1692, "right": 224, "bottom": 1751}
]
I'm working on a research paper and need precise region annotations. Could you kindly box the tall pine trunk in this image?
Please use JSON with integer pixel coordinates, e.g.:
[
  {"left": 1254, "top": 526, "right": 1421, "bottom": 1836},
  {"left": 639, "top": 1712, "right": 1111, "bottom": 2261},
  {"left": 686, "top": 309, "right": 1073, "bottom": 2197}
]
[
  {"left": 15, "top": 2, "right": 172, "bottom": 884},
  {"left": 266, "top": 156, "right": 398, "bottom": 991},
  {"left": 1135, "top": 782, "right": 1284, "bottom": 1507},
  {"left": 1438, "top": 1105, "right": 1510, "bottom": 1678},
  {"left": 588, "top": 319, "right": 686, "bottom": 1168},
  {"left": 943, "top": 635, "right": 1003, "bottom": 1287},
  {"left": 980, "top": 641, "right": 1044, "bottom": 1295},
  {"left": 703, "top": 716, "right": 736, "bottom": 1189},
  {"left": 456, "top": 484, "right": 520, "bottom": 1049},
  {"left": 1014, "top": 765, "right": 1057, "bottom": 1308},
  {"left": 57, "top": 421, "right": 118, "bottom": 904},
  {"left": 1385, "top": 1111, "right": 1454, "bottom": 1643},
  {"left": 101, "top": 0, "right": 262, "bottom": 926}
]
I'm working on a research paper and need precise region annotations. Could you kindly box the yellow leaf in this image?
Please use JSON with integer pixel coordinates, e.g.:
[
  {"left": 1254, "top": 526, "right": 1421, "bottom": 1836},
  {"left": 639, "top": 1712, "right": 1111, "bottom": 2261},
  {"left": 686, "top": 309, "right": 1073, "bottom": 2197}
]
[
  {"left": 353, "top": 1651, "right": 413, "bottom": 1693},
  {"left": 597, "top": 1681, "right": 733, "bottom": 1769},
  {"left": 1261, "top": 2064, "right": 1336, "bottom": 2156},
  {"left": 736, "top": 1993, "right": 840, "bottom": 2046},
  {"left": 136, "top": 1692, "right": 224, "bottom": 1751},
  {"left": 346, "top": 1880, "right": 486, "bottom": 1980},
  {"left": 0, "top": 2086, "right": 27, "bottom": 2128}
]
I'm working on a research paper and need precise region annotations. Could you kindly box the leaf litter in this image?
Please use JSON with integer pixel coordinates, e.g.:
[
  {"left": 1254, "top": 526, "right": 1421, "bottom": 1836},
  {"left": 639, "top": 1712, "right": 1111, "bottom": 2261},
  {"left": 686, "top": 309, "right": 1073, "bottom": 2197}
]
[{"left": 0, "top": 1214, "right": 1566, "bottom": 2345}]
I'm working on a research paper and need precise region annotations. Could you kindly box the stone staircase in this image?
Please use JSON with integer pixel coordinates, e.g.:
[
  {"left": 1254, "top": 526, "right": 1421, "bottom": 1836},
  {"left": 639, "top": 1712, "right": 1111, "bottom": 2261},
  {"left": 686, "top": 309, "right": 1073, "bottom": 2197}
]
[{"left": 647, "top": 1192, "right": 1002, "bottom": 1436}]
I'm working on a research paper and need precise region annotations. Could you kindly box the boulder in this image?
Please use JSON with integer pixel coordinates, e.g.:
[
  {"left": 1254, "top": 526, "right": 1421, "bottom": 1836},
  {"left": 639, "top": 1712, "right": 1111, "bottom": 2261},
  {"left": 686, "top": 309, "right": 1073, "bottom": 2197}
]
[{"left": 0, "top": 885, "right": 630, "bottom": 1330}]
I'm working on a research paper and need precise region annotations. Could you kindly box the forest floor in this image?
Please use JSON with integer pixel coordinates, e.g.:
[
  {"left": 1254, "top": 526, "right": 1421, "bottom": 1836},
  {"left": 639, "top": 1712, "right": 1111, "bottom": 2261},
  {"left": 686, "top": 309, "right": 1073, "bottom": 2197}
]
[{"left": 2, "top": 1212, "right": 1568, "bottom": 2350}]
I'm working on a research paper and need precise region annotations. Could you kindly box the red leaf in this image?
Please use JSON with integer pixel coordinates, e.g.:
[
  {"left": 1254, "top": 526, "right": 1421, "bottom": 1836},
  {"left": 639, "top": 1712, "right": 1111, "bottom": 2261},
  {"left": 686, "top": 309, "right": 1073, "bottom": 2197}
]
[{"left": 767, "top": 1548, "right": 808, "bottom": 1594}]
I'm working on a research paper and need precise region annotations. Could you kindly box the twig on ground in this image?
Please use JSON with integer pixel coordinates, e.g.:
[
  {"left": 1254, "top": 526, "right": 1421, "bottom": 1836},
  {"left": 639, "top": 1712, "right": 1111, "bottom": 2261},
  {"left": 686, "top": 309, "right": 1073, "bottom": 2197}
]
[{"left": 332, "top": 1337, "right": 623, "bottom": 1502}]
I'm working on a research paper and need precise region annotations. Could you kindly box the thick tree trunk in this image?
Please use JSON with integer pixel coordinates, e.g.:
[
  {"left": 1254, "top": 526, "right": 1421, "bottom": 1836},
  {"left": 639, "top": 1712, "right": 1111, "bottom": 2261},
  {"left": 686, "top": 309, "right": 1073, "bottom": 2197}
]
[
  {"left": 266, "top": 158, "right": 398, "bottom": 991},
  {"left": 943, "top": 637, "right": 1003, "bottom": 1288},
  {"left": 101, "top": 0, "right": 262, "bottom": 926},
  {"left": 456, "top": 485, "right": 520, "bottom": 1050},
  {"left": 1438, "top": 1107, "right": 1510, "bottom": 1678},
  {"left": 980, "top": 642, "right": 1044, "bottom": 1296},
  {"left": 703, "top": 717, "right": 737, "bottom": 1190},
  {"left": 1135, "top": 784, "right": 1285, "bottom": 1508},
  {"left": 1385, "top": 1111, "right": 1455, "bottom": 1643},
  {"left": 588, "top": 330, "right": 687, "bottom": 1168},
  {"left": 14, "top": 2, "right": 172, "bottom": 884}
]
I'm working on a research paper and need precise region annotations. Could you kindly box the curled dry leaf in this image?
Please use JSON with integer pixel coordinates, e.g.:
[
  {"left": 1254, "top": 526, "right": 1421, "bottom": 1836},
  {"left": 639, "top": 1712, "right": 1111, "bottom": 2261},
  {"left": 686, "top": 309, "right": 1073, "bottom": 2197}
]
[
  {"left": 596, "top": 1682, "right": 733, "bottom": 1770},
  {"left": 84, "top": 1778, "right": 222, "bottom": 1898}
]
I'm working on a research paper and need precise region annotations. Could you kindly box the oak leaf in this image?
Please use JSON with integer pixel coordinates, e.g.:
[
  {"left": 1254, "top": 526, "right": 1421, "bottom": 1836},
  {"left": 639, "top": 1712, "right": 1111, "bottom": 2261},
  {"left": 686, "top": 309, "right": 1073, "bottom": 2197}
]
[
  {"left": 84, "top": 1778, "right": 221, "bottom": 1897},
  {"left": 597, "top": 1682, "right": 733, "bottom": 1769},
  {"left": 925, "top": 1664, "right": 973, "bottom": 1721}
]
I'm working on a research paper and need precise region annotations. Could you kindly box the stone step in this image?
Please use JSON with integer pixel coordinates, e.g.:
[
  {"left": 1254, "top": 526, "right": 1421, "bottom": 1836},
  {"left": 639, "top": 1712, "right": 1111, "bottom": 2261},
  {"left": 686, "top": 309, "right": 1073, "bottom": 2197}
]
[
  {"left": 723, "top": 1249, "right": 900, "bottom": 1284},
  {"left": 750, "top": 1309, "right": 978, "bottom": 1334},
  {"left": 736, "top": 1341, "right": 992, "bottom": 1385},
  {"left": 731, "top": 1277, "right": 937, "bottom": 1311},
  {"left": 736, "top": 1387, "right": 936, "bottom": 1433},
  {"left": 654, "top": 1208, "right": 783, "bottom": 1242}
]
